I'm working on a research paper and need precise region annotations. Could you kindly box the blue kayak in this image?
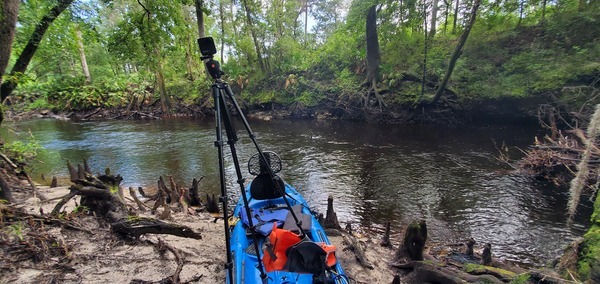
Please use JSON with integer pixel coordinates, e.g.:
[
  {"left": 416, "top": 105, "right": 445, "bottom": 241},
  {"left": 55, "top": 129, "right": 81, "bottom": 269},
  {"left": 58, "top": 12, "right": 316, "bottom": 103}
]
[{"left": 228, "top": 172, "right": 349, "bottom": 284}]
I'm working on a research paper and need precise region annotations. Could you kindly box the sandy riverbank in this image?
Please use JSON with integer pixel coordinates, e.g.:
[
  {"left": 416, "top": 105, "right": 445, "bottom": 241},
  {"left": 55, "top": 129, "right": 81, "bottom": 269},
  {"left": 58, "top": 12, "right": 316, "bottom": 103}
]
[{"left": 2, "top": 184, "right": 395, "bottom": 284}]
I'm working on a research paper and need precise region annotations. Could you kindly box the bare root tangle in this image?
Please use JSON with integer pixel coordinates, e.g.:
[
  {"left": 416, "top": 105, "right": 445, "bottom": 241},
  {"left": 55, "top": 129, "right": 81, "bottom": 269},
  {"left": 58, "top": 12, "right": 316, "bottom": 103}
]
[
  {"left": 51, "top": 160, "right": 202, "bottom": 241},
  {"left": 153, "top": 175, "right": 204, "bottom": 217},
  {"left": 0, "top": 206, "right": 72, "bottom": 265}
]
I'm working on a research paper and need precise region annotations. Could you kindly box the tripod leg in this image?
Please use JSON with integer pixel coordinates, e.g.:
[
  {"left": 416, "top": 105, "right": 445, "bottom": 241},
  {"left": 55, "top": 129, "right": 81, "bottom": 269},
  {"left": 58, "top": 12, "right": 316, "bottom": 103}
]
[
  {"left": 212, "top": 85, "right": 234, "bottom": 283},
  {"left": 218, "top": 86, "right": 268, "bottom": 281},
  {"left": 222, "top": 84, "right": 305, "bottom": 233},
  {"left": 218, "top": 90, "right": 238, "bottom": 142}
]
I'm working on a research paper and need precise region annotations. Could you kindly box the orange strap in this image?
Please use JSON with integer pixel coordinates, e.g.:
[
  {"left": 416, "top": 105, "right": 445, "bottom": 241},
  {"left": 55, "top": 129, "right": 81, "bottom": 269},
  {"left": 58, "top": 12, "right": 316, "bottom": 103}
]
[{"left": 319, "top": 243, "right": 337, "bottom": 268}]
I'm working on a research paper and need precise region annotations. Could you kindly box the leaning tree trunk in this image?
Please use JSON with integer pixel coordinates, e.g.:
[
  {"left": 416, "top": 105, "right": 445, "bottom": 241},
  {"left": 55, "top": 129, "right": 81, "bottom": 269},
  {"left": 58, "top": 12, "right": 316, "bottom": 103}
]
[
  {"left": 0, "top": 0, "right": 20, "bottom": 124},
  {"left": 75, "top": 26, "right": 91, "bottom": 85},
  {"left": 0, "top": 0, "right": 20, "bottom": 84},
  {"left": 0, "top": 0, "right": 74, "bottom": 102},
  {"left": 365, "top": 5, "right": 386, "bottom": 110},
  {"left": 431, "top": 0, "right": 480, "bottom": 105}
]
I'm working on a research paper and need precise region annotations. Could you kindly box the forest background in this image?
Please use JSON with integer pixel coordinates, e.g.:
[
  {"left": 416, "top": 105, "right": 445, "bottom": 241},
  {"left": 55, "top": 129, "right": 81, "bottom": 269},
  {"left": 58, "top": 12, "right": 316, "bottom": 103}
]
[{"left": 0, "top": 0, "right": 598, "bottom": 123}]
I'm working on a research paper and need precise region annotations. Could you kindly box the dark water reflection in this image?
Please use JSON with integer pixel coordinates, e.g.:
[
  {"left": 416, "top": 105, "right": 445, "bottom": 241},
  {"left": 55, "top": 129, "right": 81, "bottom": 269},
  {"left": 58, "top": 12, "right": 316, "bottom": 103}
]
[{"left": 1, "top": 118, "right": 592, "bottom": 265}]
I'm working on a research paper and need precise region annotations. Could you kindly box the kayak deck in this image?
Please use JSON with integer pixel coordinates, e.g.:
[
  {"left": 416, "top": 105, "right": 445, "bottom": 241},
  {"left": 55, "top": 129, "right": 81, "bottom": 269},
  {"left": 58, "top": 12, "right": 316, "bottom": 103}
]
[{"left": 228, "top": 183, "right": 347, "bottom": 284}]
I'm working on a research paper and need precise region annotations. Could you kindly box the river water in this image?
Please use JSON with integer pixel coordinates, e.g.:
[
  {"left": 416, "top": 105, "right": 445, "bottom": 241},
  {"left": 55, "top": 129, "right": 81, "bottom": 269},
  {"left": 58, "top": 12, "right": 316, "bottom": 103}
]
[{"left": 1, "top": 117, "right": 593, "bottom": 266}]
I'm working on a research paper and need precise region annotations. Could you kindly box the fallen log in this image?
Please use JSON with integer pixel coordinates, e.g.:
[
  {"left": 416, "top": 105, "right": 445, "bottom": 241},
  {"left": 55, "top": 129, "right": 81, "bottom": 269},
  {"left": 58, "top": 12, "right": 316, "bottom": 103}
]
[
  {"left": 111, "top": 218, "right": 201, "bottom": 239},
  {"left": 393, "top": 261, "right": 504, "bottom": 284}
]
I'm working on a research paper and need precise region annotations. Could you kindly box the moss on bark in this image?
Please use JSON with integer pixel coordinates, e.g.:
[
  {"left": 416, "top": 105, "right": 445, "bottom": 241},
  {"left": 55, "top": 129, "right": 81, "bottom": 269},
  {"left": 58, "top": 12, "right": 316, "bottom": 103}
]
[{"left": 577, "top": 192, "right": 600, "bottom": 282}]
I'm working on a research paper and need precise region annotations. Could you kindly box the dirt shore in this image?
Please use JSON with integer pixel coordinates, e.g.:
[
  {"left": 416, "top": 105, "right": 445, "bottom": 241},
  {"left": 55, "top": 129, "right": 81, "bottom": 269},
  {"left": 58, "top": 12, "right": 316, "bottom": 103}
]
[{"left": 2, "top": 184, "right": 395, "bottom": 284}]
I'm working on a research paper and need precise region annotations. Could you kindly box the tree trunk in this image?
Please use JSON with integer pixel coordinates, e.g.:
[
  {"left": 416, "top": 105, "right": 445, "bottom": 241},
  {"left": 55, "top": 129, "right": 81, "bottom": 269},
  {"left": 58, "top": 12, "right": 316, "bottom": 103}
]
[
  {"left": 194, "top": 0, "right": 205, "bottom": 38},
  {"left": 0, "top": 0, "right": 20, "bottom": 85},
  {"left": 517, "top": 0, "right": 524, "bottom": 27},
  {"left": 541, "top": 0, "right": 547, "bottom": 23},
  {"left": 422, "top": 0, "right": 429, "bottom": 98},
  {"left": 304, "top": 0, "right": 309, "bottom": 43},
  {"left": 154, "top": 49, "right": 170, "bottom": 113},
  {"left": 1, "top": 0, "right": 74, "bottom": 102},
  {"left": 429, "top": 0, "right": 439, "bottom": 39},
  {"left": 443, "top": 0, "right": 450, "bottom": 32},
  {"left": 452, "top": 0, "right": 460, "bottom": 34},
  {"left": 431, "top": 0, "right": 481, "bottom": 105},
  {"left": 241, "top": 0, "right": 266, "bottom": 73},
  {"left": 365, "top": 5, "right": 385, "bottom": 109},
  {"left": 182, "top": 7, "right": 195, "bottom": 81},
  {"left": 75, "top": 26, "right": 91, "bottom": 85},
  {"left": 219, "top": 0, "right": 225, "bottom": 63}
]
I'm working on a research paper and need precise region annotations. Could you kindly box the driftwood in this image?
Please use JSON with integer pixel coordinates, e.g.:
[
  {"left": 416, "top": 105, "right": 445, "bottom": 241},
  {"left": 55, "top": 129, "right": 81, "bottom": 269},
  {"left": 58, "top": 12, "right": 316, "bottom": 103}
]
[
  {"left": 112, "top": 218, "right": 201, "bottom": 239},
  {"left": 52, "top": 160, "right": 202, "bottom": 240},
  {"left": 138, "top": 186, "right": 158, "bottom": 200},
  {"left": 342, "top": 233, "right": 374, "bottom": 269}
]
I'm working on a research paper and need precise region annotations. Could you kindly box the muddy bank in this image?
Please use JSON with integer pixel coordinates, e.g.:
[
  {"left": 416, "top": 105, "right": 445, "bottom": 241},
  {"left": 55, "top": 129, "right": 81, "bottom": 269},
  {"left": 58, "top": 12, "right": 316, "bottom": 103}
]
[{"left": 3, "top": 94, "right": 544, "bottom": 126}]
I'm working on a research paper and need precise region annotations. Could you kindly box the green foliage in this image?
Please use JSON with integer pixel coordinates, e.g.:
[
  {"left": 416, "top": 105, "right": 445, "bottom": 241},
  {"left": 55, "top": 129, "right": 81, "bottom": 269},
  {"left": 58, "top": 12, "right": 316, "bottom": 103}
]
[
  {"left": 72, "top": 205, "right": 90, "bottom": 214},
  {"left": 6, "top": 223, "right": 25, "bottom": 241},
  {"left": 576, "top": 192, "right": 600, "bottom": 281},
  {"left": 463, "top": 263, "right": 517, "bottom": 278},
  {"left": 509, "top": 273, "right": 531, "bottom": 284},
  {"left": 6, "top": 0, "right": 599, "bottom": 115},
  {"left": 3, "top": 136, "right": 44, "bottom": 163},
  {"left": 578, "top": 225, "right": 600, "bottom": 280}
]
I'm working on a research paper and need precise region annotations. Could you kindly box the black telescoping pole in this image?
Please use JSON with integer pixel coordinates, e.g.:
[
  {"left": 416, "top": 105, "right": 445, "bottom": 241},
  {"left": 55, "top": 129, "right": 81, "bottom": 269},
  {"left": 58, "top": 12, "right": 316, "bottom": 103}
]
[
  {"left": 216, "top": 81, "right": 268, "bottom": 281},
  {"left": 212, "top": 83, "right": 234, "bottom": 283},
  {"left": 222, "top": 85, "right": 305, "bottom": 234}
]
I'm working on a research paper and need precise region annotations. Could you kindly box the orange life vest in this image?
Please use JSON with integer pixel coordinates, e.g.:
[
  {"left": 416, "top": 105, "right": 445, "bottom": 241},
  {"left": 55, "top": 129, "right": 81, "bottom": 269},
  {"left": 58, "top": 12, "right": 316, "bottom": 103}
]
[{"left": 262, "top": 223, "right": 338, "bottom": 273}]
